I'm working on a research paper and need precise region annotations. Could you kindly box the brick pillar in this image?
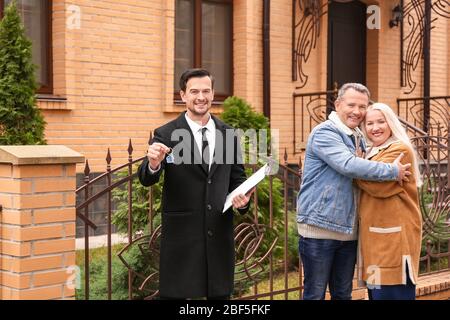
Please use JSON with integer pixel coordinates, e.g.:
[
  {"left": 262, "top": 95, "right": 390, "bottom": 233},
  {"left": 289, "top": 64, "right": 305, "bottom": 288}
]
[{"left": 0, "top": 146, "right": 84, "bottom": 300}]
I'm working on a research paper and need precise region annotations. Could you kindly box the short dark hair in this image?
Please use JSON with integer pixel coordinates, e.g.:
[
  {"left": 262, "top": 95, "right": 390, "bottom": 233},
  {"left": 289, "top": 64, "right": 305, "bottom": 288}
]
[{"left": 179, "top": 68, "right": 215, "bottom": 92}]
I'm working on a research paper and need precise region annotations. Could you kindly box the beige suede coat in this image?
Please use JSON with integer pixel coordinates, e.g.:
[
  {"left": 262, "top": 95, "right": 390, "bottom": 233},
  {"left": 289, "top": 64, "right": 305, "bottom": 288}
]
[{"left": 357, "top": 141, "right": 422, "bottom": 285}]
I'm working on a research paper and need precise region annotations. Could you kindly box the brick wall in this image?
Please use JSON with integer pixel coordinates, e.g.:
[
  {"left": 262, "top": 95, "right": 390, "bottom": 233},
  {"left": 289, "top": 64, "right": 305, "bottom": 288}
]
[
  {"left": 270, "top": 0, "right": 299, "bottom": 163},
  {"left": 0, "top": 146, "right": 83, "bottom": 300},
  {"left": 233, "top": 0, "right": 264, "bottom": 114},
  {"left": 40, "top": 0, "right": 269, "bottom": 172},
  {"left": 40, "top": 0, "right": 177, "bottom": 172},
  {"left": 36, "top": 0, "right": 448, "bottom": 169},
  {"left": 430, "top": 12, "right": 449, "bottom": 96}
]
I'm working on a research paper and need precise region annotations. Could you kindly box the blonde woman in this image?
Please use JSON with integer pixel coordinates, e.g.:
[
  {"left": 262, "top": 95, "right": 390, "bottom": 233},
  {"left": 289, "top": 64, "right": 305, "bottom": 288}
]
[{"left": 356, "top": 103, "right": 422, "bottom": 300}]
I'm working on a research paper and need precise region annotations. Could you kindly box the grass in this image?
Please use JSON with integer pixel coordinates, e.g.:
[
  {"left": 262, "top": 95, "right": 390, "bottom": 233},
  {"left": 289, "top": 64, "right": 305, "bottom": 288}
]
[
  {"left": 419, "top": 257, "right": 449, "bottom": 274},
  {"left": 237, "top": 270, "right": 302, "bottom": 300},
  {"left": 75, "top": 244, "right": 126, "bottom": 300},
  {"left": 76, "top": 244, "right": 125, "bottom": 272}
]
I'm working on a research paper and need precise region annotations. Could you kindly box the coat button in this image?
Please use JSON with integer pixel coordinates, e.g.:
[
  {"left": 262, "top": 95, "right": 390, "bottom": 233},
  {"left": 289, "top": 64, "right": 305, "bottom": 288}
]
[
  {"left": 207, "top": 179, "right": 212, "bottom": 184},
  {"left": 207, "top": 204, "right": 212, "bottom": 210},
  {"left": 207, "top": 230, "right": 213, "bottom": 237}
]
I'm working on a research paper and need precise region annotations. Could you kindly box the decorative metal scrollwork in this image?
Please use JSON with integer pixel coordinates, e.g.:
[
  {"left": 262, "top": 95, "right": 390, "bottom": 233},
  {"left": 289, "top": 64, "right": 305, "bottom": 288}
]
[
  {"left": 117, "top": 226, "right": 161, "bottom": 300},
  {"left": 234, "top": 222, "right": 279, "bottom": 285},
  {"left": 431, "top": 0, "right": 450, "bottom": 18},
  {"left": 411, "top": 134, "right": 449, "bottom": 241},
  {"left": 292, "top": 0, "right": 328, "bottom": 88},
  {"left": 401, "top": 0, "right": 450, "bottom": 94},
  {"left": 293, "top": 87, "right": 338, "bottom": 152},
  {"left": 293, "top": 1, "right": 450, "bottom": 94},
  {"left": 117, "top": 222, "right": 278, "bottom": 299},
  {"left": 408, "top": 98, "right": 449, "bottom": 136}
]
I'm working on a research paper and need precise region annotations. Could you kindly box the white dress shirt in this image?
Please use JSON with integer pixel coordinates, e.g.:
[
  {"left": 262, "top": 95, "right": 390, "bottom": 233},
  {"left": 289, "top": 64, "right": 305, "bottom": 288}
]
[{"left": 184, "top": 113, "right": 216, "bottom": 170}]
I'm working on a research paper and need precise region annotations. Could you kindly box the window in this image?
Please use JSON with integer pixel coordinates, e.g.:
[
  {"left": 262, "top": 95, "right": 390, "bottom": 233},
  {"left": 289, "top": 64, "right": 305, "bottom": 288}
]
[
  {"left": 175, "top": 0, "right": 233, "bottom": 102},
  {"left": 1, "top": 0, "right": 52, "bottom": 94}
]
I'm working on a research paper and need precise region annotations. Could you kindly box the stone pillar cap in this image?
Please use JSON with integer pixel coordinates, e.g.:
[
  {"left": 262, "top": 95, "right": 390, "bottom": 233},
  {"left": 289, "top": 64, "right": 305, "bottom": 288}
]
[{"left": 0, "top": 145, "right": 85, "bottom": 165}]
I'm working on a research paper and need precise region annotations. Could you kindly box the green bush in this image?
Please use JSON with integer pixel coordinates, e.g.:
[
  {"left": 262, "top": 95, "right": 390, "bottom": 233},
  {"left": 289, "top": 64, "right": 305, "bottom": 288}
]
[
  {"left": 76, "top": 244, "right": 155, "bottom": 300},
  {"left": 419, "top": 178, "right": 449, "bottom": 242},
  {"left": 111, "top": 169, "right": 162, "bottom": 235},
  {"left": 286, "top": 211, "right": 300, "bottom": 271},
  {"left": 0, "top": 0, "right": 46, "bottom": 145},
  {"left": 221, "top": 96, "right": 270, "bottom": 133},
  {"left": 221, "top": 96, "right": 298, "bottom": 273},
  {"left": 221, "top": 96, "right": 273, "bottom": 161}
]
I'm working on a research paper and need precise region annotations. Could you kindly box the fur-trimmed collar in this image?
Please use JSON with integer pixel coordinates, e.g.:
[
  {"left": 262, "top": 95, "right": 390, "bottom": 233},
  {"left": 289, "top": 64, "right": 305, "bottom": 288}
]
[
  {"left": 328, "top": 111, "right": 364, "bottom": 138},
  {"left": 365, "top": 137, "right": 399, "bottom": 159}
]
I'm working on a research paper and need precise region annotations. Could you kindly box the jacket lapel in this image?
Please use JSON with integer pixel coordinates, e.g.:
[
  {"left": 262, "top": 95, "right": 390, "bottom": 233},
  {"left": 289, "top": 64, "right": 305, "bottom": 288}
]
[{"left": 208, "top": 115, "right": 228, "bottom": 178}]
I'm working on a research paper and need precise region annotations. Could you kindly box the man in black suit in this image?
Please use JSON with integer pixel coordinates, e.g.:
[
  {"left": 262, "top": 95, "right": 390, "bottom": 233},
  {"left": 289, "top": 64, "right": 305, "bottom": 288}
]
[{"left": 138, "top": 68, "right": 253, "bottom": 300}]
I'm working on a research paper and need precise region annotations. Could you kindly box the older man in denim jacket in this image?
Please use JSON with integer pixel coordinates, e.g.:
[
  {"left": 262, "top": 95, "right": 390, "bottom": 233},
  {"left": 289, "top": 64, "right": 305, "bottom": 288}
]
[{"left": 297, "top": 83, "right": 411, "bottom": 300}]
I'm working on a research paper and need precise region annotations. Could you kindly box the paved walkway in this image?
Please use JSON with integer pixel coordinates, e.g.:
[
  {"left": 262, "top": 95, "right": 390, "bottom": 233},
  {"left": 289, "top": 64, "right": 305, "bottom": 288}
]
[
  {"left": 350, "top": 270, "right": 450, "bottom": 300},
  {"left": 416, "top": 271, "right": 450, "bottom": 300},
  {"left": 75, "top": 234, "right": 128, "bottom": 250}
]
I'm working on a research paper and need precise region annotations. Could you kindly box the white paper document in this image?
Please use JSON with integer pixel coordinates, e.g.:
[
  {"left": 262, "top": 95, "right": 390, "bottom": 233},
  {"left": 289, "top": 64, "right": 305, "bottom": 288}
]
[{"left": 222, "top": 163, "right": 269, "bottom": 213}]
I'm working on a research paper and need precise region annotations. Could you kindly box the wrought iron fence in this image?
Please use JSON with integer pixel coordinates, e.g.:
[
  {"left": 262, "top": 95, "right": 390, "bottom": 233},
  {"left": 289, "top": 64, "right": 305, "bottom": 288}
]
[
  {"left": 76, "top": 141, "right": 304, "bottom": 300},
  {"left": 397, "top": 96, "right": 449, "bottom": 138},
  {"left": 76, "top": 102, "right": 449, "bottom": 299},
  {"left": 412, "top": 132, "right": 449, "bottom": 275},
  {"left": 396, "top": 96, "right": 449, "bottom": 274},
  {"left": 293, "top": 87, "right": 338, "bottom": 153},
  {"left": 294, "top": 93, "right": 450, "bottom": 153}
]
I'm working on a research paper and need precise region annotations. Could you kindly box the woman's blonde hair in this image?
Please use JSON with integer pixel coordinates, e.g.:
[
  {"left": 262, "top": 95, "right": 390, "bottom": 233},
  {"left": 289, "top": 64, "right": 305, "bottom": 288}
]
[{"left": 363, "top": 103, "right": 422, "bottom": 187}]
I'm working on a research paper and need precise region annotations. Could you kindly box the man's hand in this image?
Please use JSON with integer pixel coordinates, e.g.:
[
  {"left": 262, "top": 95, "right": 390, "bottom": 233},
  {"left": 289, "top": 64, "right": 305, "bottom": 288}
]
[
  {"left": 232, "top": 188, "right": 256, "bottom": 209},
  {"left": 355, "top": 147, "right": 365, "bottom": 158},
  {"left": 393, "top": 153, "right": 411, "bottom": 186},
  {"left": 147, "top": 143, "right": 171, "bottom": 170},
  {"left": 355, "top": 136, "right": 365, "bottom": 158}
]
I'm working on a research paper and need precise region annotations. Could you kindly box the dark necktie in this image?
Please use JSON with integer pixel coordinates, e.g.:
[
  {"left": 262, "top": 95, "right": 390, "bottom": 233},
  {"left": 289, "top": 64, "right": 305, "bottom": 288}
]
[{"left": 201, "top": 127, "right": 210, "bottom": 172}]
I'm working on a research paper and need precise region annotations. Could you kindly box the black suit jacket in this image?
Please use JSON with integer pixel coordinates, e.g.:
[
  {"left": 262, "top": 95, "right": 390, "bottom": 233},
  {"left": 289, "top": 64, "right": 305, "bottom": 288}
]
[{"left": 138, "top": 112, "right": 248, "bottom": 298}]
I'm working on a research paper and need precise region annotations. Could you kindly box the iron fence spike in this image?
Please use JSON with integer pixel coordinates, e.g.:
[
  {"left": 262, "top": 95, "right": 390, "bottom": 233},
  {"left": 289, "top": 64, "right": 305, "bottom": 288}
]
[{"left": 106, "top": 148, "right": 112, "bottom": 165}]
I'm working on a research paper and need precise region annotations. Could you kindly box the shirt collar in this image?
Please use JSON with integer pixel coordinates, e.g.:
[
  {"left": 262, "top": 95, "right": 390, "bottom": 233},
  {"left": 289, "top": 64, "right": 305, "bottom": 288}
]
[
  {"left": 366, "top": 137, "right": 399, "bottom": 159},
  {"left": 328, "top": 111, "right": 363, "bottom": 138},
  {"left": 184, "top": 112, "right": 215, "bottom": 134}
]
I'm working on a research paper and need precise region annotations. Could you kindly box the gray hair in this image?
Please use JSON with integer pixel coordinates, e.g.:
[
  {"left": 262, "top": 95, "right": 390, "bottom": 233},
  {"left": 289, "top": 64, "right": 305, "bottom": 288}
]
[{"left": 336, "top": 83, "right": 370, "bottom": 102}]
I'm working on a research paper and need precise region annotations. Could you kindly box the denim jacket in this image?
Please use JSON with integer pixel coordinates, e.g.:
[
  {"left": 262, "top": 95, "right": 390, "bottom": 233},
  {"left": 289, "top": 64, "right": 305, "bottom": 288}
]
[{"left": 296, "top": 119, "right": 399, "bottom": 234}]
